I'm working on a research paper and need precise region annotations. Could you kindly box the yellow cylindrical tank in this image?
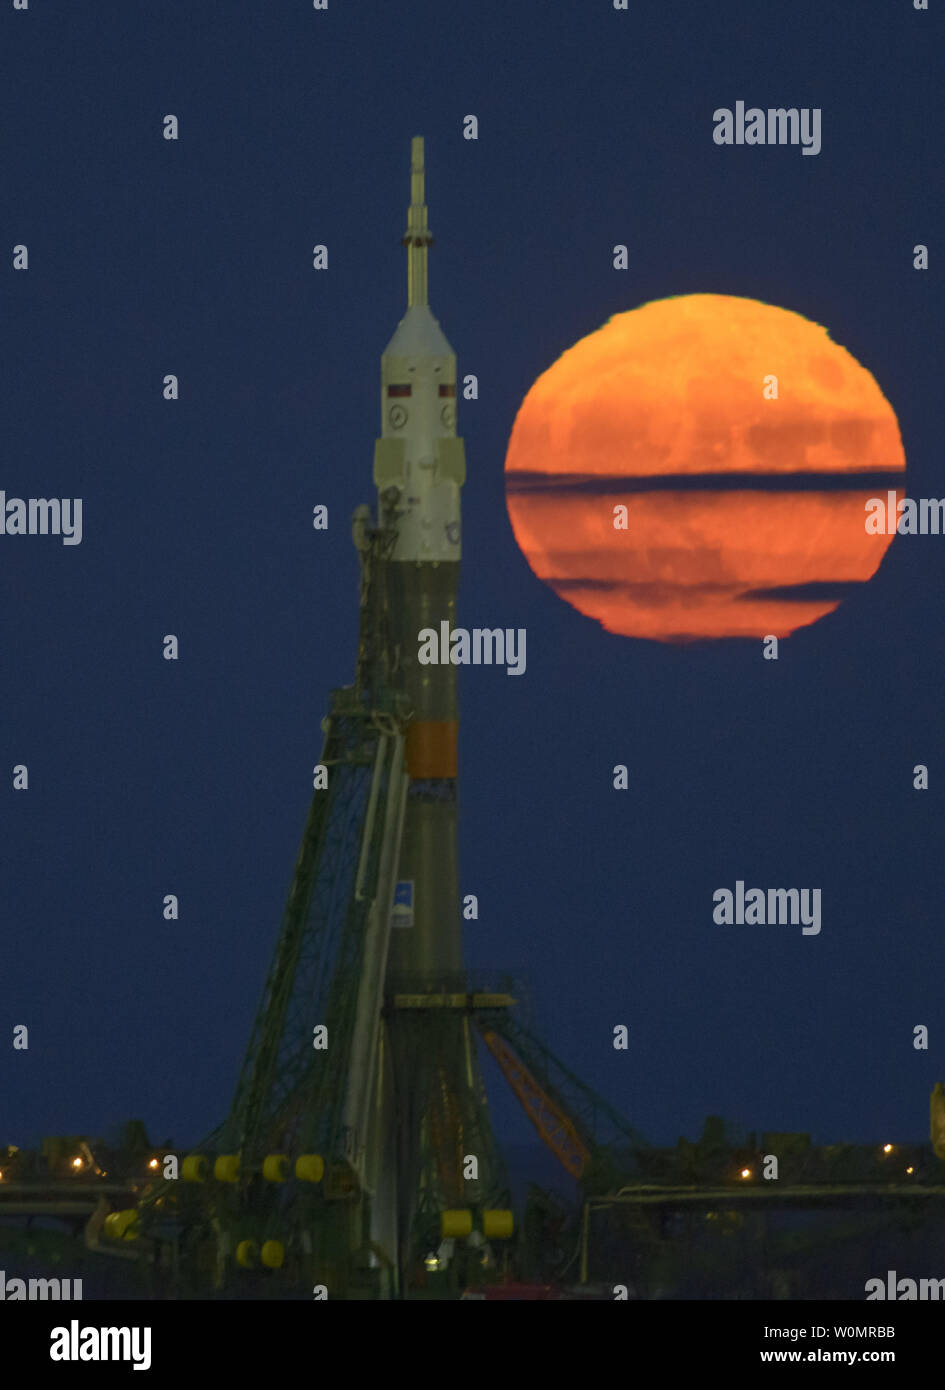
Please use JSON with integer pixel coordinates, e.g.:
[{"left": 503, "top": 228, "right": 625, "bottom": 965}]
[
  {"left": 181, "top": 1154, "right": 208, "bottom": 1182},
  {"left": 104, "top": 1209, "right": 139, "bottom": 1240},
  {"left": 483, "top": 1209, "right": 514, "bottom": 1239},
  {"left": 236, "top": 1240, "right": 258, "bottom": 1268},
  {"left": 262, "top": 1154, "right": 288, "bottom": 1183},
  {"left": 261, "top": 1239, "right": 284, "bottom": 1269},
  {"left": 295, "top": 1154, "right": 325, "bottom": 1183},
  {"left": 440, "top": 1209, "right": 473, "bottom": 1238},
  {"left": 214, "top": 1154, "right": 240, "bottom": 1183}
]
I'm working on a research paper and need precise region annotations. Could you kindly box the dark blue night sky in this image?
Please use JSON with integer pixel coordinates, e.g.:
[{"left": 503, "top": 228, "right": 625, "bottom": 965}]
[{"left": 3, "top": 1, "right": 943, "bottom": 1167}]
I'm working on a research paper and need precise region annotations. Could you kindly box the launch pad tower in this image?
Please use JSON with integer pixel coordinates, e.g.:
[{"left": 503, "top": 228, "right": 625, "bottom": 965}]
[
  {"left": 114, "top": 139, "right": 640, "bottom": 1299},
  {"left": 130, "top": 139, "right": 515, "bottom": 1297},
  {"left": 217, "top": 137, "right": 516, "bottom": 1296}
]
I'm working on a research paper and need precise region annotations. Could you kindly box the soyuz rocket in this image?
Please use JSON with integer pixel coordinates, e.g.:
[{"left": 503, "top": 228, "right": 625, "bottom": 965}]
[{"left": 373, "top": 136, "right": 466, "bottom": 983}]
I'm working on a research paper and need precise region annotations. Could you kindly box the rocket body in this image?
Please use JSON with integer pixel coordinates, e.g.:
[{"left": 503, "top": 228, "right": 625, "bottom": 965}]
[
  {"left": 362, "top": 140, "right": 506, "bottom": 1286},
  {"left": 373, "top": 138, "right": 465, "bottom": 982}
]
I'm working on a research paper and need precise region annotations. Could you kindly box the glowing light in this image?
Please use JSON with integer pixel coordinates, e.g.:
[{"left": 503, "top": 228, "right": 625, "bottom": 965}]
[
  {"left": 71, "top": 1157, "right": 83, "bottom": 1169},
  {"left": 148, "top": 1159, "right": 159, "bottom": 1170},
  {"left": 424, "top": 1253, "right": 439, "bottom": 1272},
  {"left": 906, "top": 1166, "right": 914, "bottom": 1175},
  {"left": 739, "top": 1168, "right": 752, "bottom": 1179},
  {"left": 882, "top": 1144, "right": 893, "bottom": 1155},
  {"left": 505, "top": 294, "right": 905, "bottom": 642}
]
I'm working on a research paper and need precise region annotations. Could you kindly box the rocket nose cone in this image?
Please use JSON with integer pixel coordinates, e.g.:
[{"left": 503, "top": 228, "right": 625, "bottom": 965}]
[{"left": 383, "top": 305, "right": 454, "bottom": 360}]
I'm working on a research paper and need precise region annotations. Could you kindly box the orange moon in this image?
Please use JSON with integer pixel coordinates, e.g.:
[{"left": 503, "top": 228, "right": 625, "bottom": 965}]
[{"left": 504, "top": 294, "right": 905, "bottom": 641}]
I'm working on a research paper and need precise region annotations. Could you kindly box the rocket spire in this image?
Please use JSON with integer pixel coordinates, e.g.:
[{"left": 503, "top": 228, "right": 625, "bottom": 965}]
[{"left": 402, "top": 135, "right": 433, "bottom": 308}]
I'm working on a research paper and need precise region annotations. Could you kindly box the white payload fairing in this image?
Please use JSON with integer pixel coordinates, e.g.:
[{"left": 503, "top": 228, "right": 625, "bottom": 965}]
[{"left": 373, "top": 137, "right": 466, "bottom": 562}]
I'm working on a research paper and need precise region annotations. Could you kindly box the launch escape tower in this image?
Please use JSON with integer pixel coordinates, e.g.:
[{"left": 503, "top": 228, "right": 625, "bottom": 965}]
[{"left": 109, "top": 139, "right": 641, "bottom": 1299}]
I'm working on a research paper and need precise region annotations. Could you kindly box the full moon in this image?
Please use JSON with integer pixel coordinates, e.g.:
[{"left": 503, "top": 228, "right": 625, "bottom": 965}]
[{"left": 504, "top": 294, "right": 905, "bottom": 641}]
